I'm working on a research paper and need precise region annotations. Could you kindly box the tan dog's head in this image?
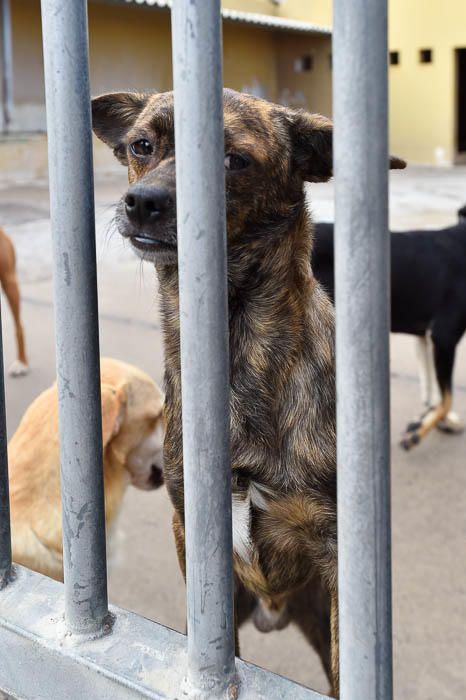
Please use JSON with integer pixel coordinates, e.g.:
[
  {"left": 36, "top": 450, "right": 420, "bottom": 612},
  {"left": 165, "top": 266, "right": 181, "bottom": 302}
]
[
  {"left": 92, "top": 88, "right": 406, "bottom": 266},
  {"left": 100, "top": 357, "right": 165, "bottom": 490}
]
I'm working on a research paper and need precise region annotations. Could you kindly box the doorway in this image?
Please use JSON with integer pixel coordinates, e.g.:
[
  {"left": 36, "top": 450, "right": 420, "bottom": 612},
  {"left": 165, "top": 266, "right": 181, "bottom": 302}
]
[{"left": 456, "top": 49, "right": 466, "bottom": 155}]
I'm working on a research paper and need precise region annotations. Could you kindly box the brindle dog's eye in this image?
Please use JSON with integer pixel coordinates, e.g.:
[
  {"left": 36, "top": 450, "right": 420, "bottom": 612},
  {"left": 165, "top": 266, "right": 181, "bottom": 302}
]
[
  {"left": 130, "top": 139, "right": 153, "bottom": 157},
  {"left": 224, "top": 153, "right": 250, "bottom": 171}
]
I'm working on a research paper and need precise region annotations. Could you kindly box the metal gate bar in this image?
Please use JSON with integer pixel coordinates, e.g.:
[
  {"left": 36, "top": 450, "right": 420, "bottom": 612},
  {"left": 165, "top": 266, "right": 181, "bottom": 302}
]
[
  {"left": 0, "top": 297, "right": 11, "bottom": 589},
  {"left": 0, "top": 0, "right": 395, "bottom": 697},
  {"left": 333, "top": 1, "right": 393, "bottom": 699},
  {"left": 40, "top": 0, "right": 108, "bottom": 636},
  {"left": 0, "top": 567, "right": 328, "bottom": 699},
  {"left": 171, "top": 1, "right": 236, "bottom": 696},
  {"left": 1, "top": 0, "right": 13, "bottom": 132}
]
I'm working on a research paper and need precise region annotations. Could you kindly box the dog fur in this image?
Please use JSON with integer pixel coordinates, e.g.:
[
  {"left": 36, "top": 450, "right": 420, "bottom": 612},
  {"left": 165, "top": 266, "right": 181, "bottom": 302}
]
[
  {"left": 0, "top": 227, "right": 28, "bottom": 376},
  {"left": 92, "top": 88, "right": 405, "bottom": 695},
  {"left": 9, "top": 357, "right": 165, "bottom": 581}
]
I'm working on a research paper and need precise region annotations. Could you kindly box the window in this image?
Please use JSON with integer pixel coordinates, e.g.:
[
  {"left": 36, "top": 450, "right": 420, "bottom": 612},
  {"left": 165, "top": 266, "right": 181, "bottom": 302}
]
[
  {"left": 419, "top": 49, "right": 433, "bottom": 64},
  {"left": 294, "top": 55, "right": 313, "bottom": 73},
  {"left": 390, "top": 51, "right": 400, "bottom": 66}
]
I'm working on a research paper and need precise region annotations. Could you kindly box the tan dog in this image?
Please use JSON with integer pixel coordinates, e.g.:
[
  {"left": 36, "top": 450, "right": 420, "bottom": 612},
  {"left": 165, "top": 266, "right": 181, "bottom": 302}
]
[
  {"left": 0, "top": 227, "right": 28, "bottom": 377},
  {"left": 9, "top": 357, "right": 165, "bottom": 581}
]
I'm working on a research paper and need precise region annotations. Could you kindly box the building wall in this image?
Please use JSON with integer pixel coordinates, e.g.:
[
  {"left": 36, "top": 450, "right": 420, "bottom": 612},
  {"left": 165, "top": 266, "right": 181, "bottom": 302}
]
[
  {"left": 5, "top": 1, "right": 466, "bottom": 168},
  {"left": 88, "top": 3, "right": 173, "bottom": 95},
  {"left": 222, "top": 0, "right": 279, "bottom": 15},
  {"left": 1, "top": 0, "right": 331, "bottom": 175},
  {"left": 4, "top": 0, "right": 329, "bottom": 132},
  {"left": 222, "top": 0, "right": 333, "bottom": 27},
  {"left": 275, "top": 0, "right": 332, "bottom": 27},
  {"left": 388, "top": 0, "right": 466, "bottom": 165},
  {"left": 8, "top": 0, "right": 45, "bottom": 131},
  {"left": 276, "top": 34, "right": 332, "bottom": 116},
  {"left": 223, "top": 23, "right": 279, "bottom": 100}
]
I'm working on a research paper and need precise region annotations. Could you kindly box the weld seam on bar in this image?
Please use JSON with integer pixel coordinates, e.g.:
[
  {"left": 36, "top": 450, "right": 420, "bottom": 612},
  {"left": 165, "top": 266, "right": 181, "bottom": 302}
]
[
  {"left": 171, "top": 0, "right": 236, "bottom": 696},
  {"left": 333, "top": 0, "right": 393, "bottom": 698},
  {"left": 40, "top": 0, "right": 108, "bottom": 635}
]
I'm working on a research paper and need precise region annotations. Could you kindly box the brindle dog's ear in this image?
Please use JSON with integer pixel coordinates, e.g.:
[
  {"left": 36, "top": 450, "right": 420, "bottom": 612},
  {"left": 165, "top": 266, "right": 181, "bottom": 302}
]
[
  {"left": 92, "top": 92, "right": 149, "bottom": 165},
  {"left": 287, "top": 110, "right": 333, "bottom": 183},
  {"left": 288, "top": 110, "right": 407, "bottom": 182}
]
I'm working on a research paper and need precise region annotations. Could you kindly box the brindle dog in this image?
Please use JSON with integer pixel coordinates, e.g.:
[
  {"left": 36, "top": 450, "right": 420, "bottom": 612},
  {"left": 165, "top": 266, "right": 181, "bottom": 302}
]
[{"left": 92, "top": 89, "right": 405, "bottom": 696}]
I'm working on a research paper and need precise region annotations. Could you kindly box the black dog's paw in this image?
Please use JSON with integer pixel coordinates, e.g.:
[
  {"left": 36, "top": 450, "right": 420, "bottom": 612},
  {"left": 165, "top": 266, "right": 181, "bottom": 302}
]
[{"left": 400, "top": 431, "right": 420, "bottom": 451}]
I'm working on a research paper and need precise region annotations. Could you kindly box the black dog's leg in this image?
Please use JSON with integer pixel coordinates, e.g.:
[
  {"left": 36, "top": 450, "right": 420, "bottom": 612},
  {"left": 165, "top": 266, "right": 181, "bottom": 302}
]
[{"left": 401, "top": 319, "right": 464, "bottom": 449}]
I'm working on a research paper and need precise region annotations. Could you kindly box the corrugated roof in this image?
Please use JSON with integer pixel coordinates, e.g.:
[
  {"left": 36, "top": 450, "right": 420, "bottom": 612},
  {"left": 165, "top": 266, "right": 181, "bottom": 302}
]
[{"left": 123, "top": 0, "right": 331, "bottom": 35}]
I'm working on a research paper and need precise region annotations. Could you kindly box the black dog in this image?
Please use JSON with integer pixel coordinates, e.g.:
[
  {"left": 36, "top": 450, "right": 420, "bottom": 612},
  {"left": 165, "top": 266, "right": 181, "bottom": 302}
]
[{"left": 312, "top": 208, "right": 466, "bottom": 449}]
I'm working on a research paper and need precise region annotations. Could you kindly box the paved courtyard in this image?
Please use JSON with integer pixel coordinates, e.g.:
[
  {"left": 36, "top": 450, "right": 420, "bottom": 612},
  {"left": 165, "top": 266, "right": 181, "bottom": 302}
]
[{"left": 1, "top": 164, "right": 465, "bottom": 698}]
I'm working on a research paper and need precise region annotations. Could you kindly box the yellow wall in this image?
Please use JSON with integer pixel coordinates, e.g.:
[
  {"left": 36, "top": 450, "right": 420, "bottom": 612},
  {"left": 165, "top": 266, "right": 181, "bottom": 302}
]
[
  {"left": 222, "top": 0, "right": 279, "bottom": 15},
  {"left": 223, "top": 23, "right": 278, "bottom": 100},
  {"left": 6, "top": 0, "right": 330, "bottom": 129},
  {"left": 276, "top": 0, "right": 332, "bottom": 27},
  {"left": 222, "top": 0, "right": 332, "bottom": 27},
  {"left": 8, "top": 0, "right": 45, "bottom": 130},
  {"left": 90, "top": 6, "right": 281, "bottom": 103},
  {"left": 388, "top": 0, "right": 466, "bottom": 165},
  {"left": 224, "top": 0, "right": 466, "bottom": 165},
  {"left": 88, "top": 4, "right": 173, "bottom": 95},
  {"left": 7, "top": 0, "right": 466, "bottom": 166},
  {"left": 276, "top": 34, "right": 332, "bottom": 116}
]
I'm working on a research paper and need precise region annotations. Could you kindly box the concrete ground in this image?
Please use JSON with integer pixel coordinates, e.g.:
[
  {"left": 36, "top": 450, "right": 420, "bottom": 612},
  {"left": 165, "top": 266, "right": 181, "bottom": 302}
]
[{"left": 1, "top": 165, "right": 465, "bottom": 699}]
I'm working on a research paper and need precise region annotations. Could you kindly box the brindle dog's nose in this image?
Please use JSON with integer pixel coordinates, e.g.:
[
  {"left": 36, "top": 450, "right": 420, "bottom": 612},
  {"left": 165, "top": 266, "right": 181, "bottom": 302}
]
[{"left": 125, "top": 185, "right": 172, "bottom": 226}]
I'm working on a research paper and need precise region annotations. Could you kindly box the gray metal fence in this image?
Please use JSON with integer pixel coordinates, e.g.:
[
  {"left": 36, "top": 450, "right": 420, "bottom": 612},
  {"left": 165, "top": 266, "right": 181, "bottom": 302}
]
[{"left": 0, "top": 1, "right": 392, "bottom": 698}]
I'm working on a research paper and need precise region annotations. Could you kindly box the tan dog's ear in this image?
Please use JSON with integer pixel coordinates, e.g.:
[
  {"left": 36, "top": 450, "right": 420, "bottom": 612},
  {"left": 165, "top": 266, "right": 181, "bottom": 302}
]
[
  {"left": 92, "top": 92, "right": 149, "bottom": 165},
  {"left": 288, "top": 110, "right": 407, "bottom": 182},
  {"left": 101, "top": 384, "right": 126, "bottom": 449}
]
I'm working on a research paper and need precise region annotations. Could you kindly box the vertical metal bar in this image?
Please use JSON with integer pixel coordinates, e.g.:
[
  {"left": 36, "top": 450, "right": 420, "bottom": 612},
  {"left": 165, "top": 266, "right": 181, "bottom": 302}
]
[
  {"left": 0, "top": 297, "right": 12, "bottom": 589},
  {"left": 1, "top": 0, "right": 14, "bottom": 132},
  {"left": 171, "top": 1, "right": 236, "bottom": 696},
  {"left": 40, "top": 0, "right": 108, "bottom": 635},
  {"left": 333, "top": 1, "right": 393, "bottom": 699}
]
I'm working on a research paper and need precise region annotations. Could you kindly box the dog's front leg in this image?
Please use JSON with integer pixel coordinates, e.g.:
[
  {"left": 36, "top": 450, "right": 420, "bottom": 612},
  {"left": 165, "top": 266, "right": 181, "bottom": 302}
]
[
  {"left": 172, "top": 510, "right": 186, "bottom": 580},
  {"left": 330, "top": 589, "right": 340, "bottom": 698}
]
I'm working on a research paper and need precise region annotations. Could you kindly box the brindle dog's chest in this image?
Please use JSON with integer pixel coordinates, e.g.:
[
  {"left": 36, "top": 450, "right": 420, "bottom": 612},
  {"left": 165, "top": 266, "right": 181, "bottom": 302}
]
[
  {"left": 160, "top": 270, "right": 337, "bottom": 601},
  {"left": 163, "top": 371, "right": 337, "bottom": 600}
]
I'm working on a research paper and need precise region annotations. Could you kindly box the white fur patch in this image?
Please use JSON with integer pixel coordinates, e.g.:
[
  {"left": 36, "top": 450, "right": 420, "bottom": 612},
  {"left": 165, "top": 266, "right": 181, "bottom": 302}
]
[
  {"left": 416, "top": 333, "right": 441, "bottom": 407},
  {"left": 232, "top": 481, "right": 274, "bottom": 562},
  {"left": 232, "top": 493, "right": 251, "bottom": 563},
  {"left": 250, "top": 481, "right": 273, "bottom": 511}
]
